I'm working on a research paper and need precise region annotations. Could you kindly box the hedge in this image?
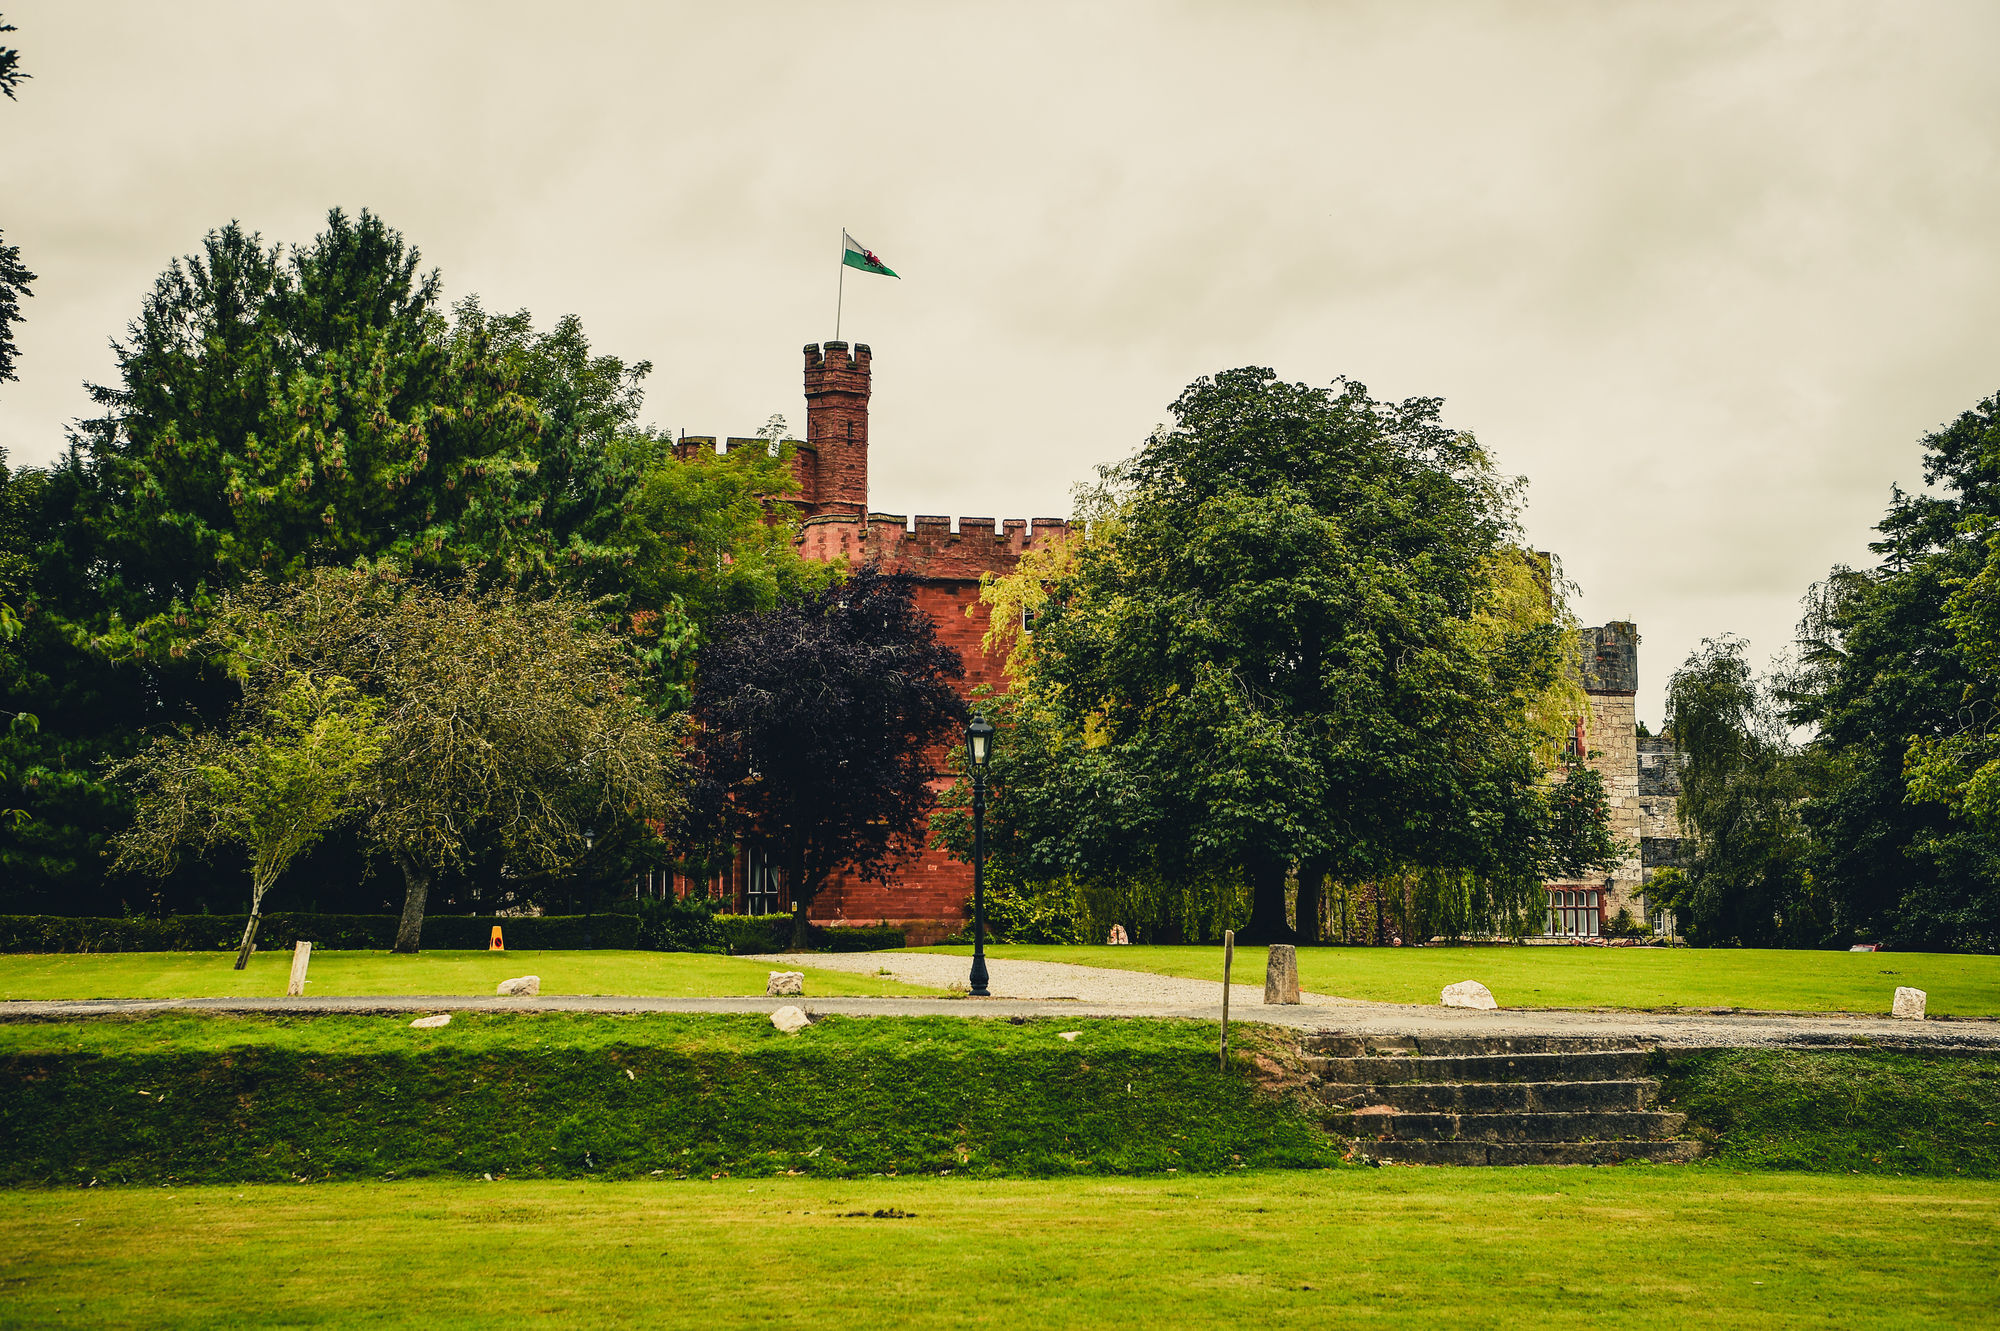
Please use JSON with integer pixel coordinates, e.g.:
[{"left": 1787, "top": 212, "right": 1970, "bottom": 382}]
[
  {"left": 0, "top": 912, "right": 903, "bottom": 954},
  {"left": 713, "top": 914, "right": 906, "bottom": 955},
  {"left": 0, "top": 913, "right": 640, "bottom": 953}
]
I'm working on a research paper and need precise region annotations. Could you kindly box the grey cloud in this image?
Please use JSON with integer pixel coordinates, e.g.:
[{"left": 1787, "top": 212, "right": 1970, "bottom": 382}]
[{"left": 1, "top": 0, "right": 1996, "bottom": 725}]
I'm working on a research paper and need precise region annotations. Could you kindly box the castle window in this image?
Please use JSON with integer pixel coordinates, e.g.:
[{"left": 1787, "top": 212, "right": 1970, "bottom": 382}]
[
  {"left": 1546, "top": 888, "right": 1601, "bottom": 937},
  {"left": 744, "top": 844, "right": 782, "bottom": 916}
]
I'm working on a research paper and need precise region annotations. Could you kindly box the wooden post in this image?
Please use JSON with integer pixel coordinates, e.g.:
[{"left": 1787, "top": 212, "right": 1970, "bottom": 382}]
[
  {"left": 285, "top": 941, "right": 312, "bottom": 997},
  {"left": 1220, "top": 929, "right": 1235, "bottom": 1072}
]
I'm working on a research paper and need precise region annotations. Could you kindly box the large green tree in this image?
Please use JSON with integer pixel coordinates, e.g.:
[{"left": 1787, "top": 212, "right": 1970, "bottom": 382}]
[
  {"left": 72, "top": 210, "right": 577, "bottom": 649},
  {"left": 1654, "top": 638, "right": 1820, "bottom": 946},
  {"left": 0, "top": 209, "right": 820, "bottom": 913},
  {"left": 946, "top": 370, "right": 1614, "bottom": 942},
  {"left": 1791, "top": 390, "right": 2000, "bottom": 950}
]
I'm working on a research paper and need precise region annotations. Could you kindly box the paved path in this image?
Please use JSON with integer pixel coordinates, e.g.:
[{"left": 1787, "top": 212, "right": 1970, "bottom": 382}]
[
  {"left": 745, "top": 949, "right": 1360, "bottom": 1008},
  {"left": 5, "top": 991, "right": 1998, "bottom": 1048}
]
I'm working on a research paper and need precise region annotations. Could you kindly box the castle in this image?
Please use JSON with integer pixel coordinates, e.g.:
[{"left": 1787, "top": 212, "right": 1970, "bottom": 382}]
[
  {"left": 664, "top": 342, "right": 1069, "bottom": 941},
  {"left": 658, "top": 343, "right": 1680, "bottom": 942}
]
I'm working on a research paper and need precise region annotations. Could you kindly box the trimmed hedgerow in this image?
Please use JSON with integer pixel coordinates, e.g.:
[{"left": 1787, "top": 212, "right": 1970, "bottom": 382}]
[
  {"left": 0, "top": 914, "right": 644, "bottom": 954},
  {"left": 0, "top": 912, "right": 907, "bottom": 955},
  {"left": 713, "top": 914, "right": 906, "bottom": 955}
]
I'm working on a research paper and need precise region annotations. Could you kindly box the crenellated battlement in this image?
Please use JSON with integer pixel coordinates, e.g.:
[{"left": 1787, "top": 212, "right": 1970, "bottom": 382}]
[
  {"left": 802, "top": 340, "right": 872, "bottom": 379},
  {"left": 672, "top": 434, "right": 808, "bottom": 464},
  {"left": 796, "top": 511, "right": 1071, "bottom": 583}
]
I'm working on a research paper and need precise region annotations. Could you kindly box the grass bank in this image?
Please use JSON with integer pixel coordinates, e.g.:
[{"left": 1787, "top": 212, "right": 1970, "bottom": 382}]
[
  {"left": 0, "top": 1014, "right": 1338, "bottom": 1185},
  {"left": 1, "top": 1172, "right": 1995, "bottom": 1329},
  {"left": 0, "top": 949, "right": 935, "bottom": 1001},
  {"left": 1662, "top": 1047, "right": 2000, "bottom": 1177},
  {"left": 919, "top": 943, "right": 2000, "bottom": 1016},
  {"left": 4, "top": 1014, "right": 1999, "bottom": 1186}
]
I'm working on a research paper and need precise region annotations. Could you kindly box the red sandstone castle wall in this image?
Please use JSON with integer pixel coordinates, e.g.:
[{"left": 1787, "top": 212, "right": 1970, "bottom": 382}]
[{"left": 801, "top": 518, "right": 1068, "bottom": 931}]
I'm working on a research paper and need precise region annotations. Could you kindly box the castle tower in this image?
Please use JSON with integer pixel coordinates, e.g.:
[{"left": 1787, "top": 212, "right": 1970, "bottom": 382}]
[{"left": 801, "top": 341, "right": 871, "bottom": 518}]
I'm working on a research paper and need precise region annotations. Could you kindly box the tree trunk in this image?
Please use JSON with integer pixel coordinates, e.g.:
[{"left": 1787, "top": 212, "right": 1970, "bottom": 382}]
[
  {"left": 233, "top": 869, "right": 277, "bottom": 970},
  {"left": 233, "top": 910, "right": 263, "bottom": 971},
  {"left": 1237, "top": 855, "right": 1298, "bottom": 944},
  {"left": 1295, "top": 861, "right": 1326, "bottom": 945},
  {"left": 393, "top": 856, "right": 431, "bottom": 954}
]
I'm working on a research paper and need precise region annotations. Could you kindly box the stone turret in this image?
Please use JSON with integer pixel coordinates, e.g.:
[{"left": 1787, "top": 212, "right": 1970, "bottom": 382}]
[{"left": 800, "top": 341, "right": 872, "bottom": 518}]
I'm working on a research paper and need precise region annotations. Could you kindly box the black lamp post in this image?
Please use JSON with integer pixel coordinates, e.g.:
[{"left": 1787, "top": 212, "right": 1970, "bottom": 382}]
[{"left": 965, "top": 713, "right": 996, "bottom": 998}]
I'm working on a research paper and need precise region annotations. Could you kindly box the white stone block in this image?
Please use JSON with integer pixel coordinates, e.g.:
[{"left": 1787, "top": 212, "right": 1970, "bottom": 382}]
[
  {"left": 1893, "top": 986, "right": 1926, "bottom": 1020},
  {"left": 1441, "top": 980, "right": 1498, "bottom": 1010}
]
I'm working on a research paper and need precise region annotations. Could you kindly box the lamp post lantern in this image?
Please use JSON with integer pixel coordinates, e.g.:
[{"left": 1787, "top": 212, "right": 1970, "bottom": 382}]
[{"left": 965, "top": 713, "right": 996, "bottom": 997}]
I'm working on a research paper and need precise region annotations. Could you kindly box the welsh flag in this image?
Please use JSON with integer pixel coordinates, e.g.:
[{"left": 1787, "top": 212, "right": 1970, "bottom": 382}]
[{"left": 842, "top": 230, "right": 899, "bottom": 278}]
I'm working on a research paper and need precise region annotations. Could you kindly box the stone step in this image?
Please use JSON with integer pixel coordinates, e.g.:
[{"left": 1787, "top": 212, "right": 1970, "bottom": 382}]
[
  {"left": 1308, "top": 1050, "right": 1653, "bottom": 1083},
  {"left": 1305, "top": 1034, "right": 1650, "bottom": 1058},
  {"left": 1339, "top": 1108, "right": 1687, "bottom": 1143},
  {"left": 1320, "top": 1079, "right": 1660, "bottom": 1113},
  {"left": 1343, "top": 1139, "right": 1705, "bottom": 1167}
]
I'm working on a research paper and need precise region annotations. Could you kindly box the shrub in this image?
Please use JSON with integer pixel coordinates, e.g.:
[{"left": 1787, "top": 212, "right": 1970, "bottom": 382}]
[
  {"left": 611, "top": 896, "right": 726, "bottom": 953},
  {"left": 1603, "top": 907, "right": 1654, "bottom": 941}
]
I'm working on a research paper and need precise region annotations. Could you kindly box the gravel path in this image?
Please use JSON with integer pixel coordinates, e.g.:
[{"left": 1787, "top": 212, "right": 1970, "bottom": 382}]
[
  {"left": 745, "top": 950, "right": 1358, "bottom": 1007},
  {"left": 4, "top": 992, "right": 1997, "bottom": 1048}
]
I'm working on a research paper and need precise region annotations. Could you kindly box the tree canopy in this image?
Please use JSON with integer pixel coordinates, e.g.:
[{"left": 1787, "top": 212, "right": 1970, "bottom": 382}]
[
  {"left": 690, "top": 567, "right": 966, "bottom": 947},
  {"left": 1653, "top": 637, "right": 1818, "bottom": 946},
  {"left": 1786, "top": 390, "right": 2000, "bottom": 950},
  {"left": 0, "top": 229, "right": 31, "bottom": 389},
  {"left": 0, "top": 210, "right": 819, "bottom": 914},
  {"left": 201, "top": 567, "right": 692, "bottom": 950},
  {"left": 112, "top": 672, "right": 384, "bottom": 966},
  {"left": 944, "top": 369, "right": 1616, "bottom": 943}
]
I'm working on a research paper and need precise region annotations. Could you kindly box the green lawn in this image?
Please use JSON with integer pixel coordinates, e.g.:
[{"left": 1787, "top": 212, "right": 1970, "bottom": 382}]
[
  {"left": 0, "top": 949, "right": 934, "bottom": 1001},
  {"left": 0, "top": 1172, "right": 1993, "bottom": 1328},
  {"left": 918, "top": 943, "right": 2000, "bottom": 1016}
]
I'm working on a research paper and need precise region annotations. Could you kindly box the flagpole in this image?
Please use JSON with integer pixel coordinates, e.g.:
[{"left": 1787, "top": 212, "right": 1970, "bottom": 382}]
[{"left": 835, "top": 233, "right": 846, "bottom": 342}]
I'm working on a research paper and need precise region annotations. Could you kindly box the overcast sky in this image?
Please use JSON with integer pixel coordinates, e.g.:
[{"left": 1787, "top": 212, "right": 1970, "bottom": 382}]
[{"left": 3, "top": 1, "right": 1997, "bottom": 726}]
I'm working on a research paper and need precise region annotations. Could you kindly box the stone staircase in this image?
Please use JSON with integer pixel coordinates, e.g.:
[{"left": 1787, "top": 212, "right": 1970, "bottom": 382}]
[{"left": 1307, "top": 1034, "right": 1704, "bottom": 1166}]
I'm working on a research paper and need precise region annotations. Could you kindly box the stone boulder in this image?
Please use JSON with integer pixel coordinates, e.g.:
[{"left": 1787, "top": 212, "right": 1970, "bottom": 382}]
[
  {"left": 1264, "top": 944, "right": 1301, "bottom": 1005},
  {"left": 409, "top": 1014, "right": 452, "bottom": 1029},
  {"left": 771, "top": 1005, "right": 811, "bottom": 1035},
  {"left": 1441, "top": 980, "right": 1497, "bottom": 1010},
  {"left": 767, "top": 971, "right": 805, "bottom": 997},
  {"left": 1893, "top": 986, "right": 1927, "bottom": 1020},
  {"left": 496, "top": 975, "right": 541, "bottom": 997}
]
